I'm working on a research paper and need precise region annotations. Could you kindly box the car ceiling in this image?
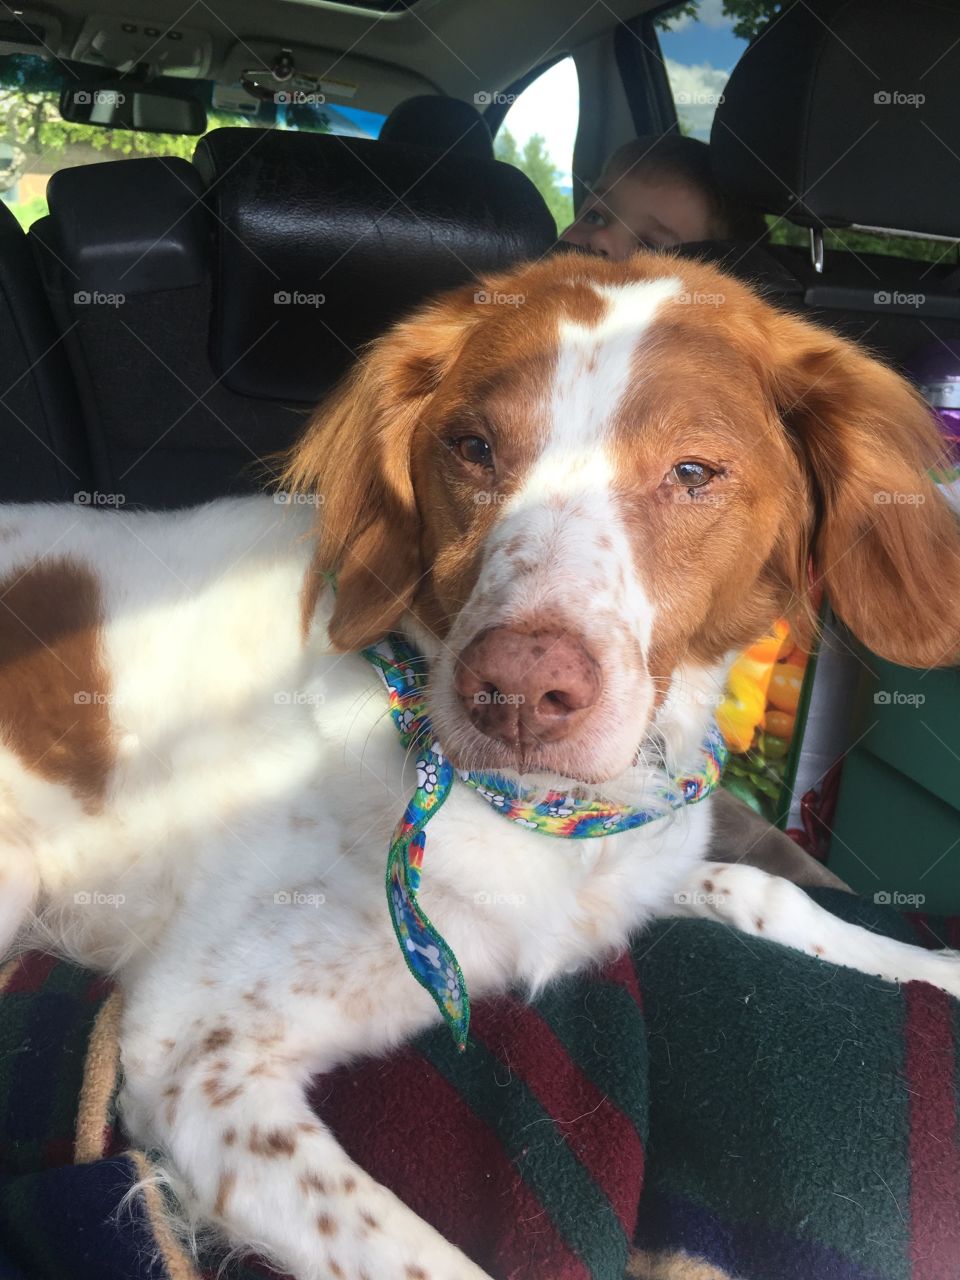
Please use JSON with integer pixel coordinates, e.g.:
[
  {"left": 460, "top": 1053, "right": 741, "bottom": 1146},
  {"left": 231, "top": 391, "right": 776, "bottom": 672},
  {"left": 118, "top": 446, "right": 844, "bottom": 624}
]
[{"left": 6, "top": 0, "right": 659, "bottom": 110}]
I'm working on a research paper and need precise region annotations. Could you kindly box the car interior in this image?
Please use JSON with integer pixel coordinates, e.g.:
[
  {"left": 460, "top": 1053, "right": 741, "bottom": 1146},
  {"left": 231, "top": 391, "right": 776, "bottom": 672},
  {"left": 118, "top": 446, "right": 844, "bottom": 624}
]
[{"left": 1, "top": 0, "right": 959, "bottom": 1273}]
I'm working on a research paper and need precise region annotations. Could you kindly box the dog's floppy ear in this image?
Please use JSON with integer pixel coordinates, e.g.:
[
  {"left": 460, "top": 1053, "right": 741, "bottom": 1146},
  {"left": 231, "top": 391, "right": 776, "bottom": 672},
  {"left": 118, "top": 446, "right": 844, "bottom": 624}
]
[
  {"left": 280, "top": 294, "right": 477, "bottom": 651},
  {"left": 763, "top": 310, "right": 960, "bottom": 668}
]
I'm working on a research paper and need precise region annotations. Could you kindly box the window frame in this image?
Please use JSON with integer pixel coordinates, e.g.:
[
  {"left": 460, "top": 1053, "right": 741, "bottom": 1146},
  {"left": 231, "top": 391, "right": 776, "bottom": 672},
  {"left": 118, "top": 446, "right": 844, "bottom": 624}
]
[{"left": 613, "top": 9, "right": 679, "bottom": 139}]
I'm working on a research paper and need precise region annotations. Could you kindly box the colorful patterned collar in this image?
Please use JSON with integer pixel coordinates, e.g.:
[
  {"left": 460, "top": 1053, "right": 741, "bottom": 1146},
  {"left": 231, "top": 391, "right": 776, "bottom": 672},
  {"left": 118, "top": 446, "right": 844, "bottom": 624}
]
[{"left": 362, "top": 633, "right": 728, "bottom": 1050}]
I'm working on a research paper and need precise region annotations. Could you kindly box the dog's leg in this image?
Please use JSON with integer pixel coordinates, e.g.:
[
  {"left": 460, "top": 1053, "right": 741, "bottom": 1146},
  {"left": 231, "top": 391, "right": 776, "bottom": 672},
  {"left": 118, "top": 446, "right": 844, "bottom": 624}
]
[
  {"left": 669, "top": 862, "right": 960, "bottom": 999},
  {"left": 119, "top": 1007, "right": 494, "bottom": 1280}
]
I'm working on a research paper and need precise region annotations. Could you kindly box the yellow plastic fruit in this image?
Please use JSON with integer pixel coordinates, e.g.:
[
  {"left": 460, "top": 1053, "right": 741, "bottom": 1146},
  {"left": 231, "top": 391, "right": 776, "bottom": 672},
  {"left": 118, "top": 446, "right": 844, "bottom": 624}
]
[
  {"left": 719, "top": 621, "right": 802, "bottom": 755},
  {"left": 763, "top": 708, "right": 797, "bottom": 740},
  {"left": 767, "top": 664, "right": 805, "bottom": 714}
]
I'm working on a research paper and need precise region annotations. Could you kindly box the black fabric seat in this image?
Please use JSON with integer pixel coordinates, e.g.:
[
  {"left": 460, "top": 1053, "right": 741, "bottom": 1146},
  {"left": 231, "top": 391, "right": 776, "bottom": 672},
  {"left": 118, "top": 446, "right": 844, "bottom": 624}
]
[
  {"left": 0, "top": 201, "right": 91, "bottom": 502},
  {"left": 378, "top": 95, "right": 494, "bottom": 161},
  {"left": 685, "top": 0, "right": 960, "bottom": 370},
  {"left": 27, "top": 129, "right": 554, "bottom": 510},
  {"left": 29, "top": 156, "right": 300, "bottom": 510},
  {"left": 192, "top": 127, "right": 556, "bottom": 405}
]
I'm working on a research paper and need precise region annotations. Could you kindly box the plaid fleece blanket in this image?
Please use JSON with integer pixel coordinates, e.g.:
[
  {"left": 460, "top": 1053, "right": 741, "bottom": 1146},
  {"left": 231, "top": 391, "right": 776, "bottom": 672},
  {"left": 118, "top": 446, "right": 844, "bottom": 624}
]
[{"left": 0, "top": 890, "right": 958, "bottom": 1280}]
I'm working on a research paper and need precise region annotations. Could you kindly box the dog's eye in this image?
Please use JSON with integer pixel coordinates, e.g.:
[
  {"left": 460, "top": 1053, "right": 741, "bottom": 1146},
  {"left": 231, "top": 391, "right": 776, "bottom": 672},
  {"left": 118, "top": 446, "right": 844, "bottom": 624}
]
[
  {"left": 670, "top": 461, "right": 716, "bottom": 489},
  {"left": 453, "top": 435, "right": 493, "bottom": 469}
]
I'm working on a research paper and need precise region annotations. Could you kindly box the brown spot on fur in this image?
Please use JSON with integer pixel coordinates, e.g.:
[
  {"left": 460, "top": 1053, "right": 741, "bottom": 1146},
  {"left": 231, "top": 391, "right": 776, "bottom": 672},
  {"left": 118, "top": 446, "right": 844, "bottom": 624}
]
[
  {"left": 223, "top": 1128, "right": 237, "bottom": 1146},
  {"left": 755, "top": 918, "right": 764, "bottom": 932},
  {"left": 316, "top": 1213, "right": 338, "bottom": 1236},
  {"left": 162, "top": 1084, "right": 181, "bottom": 1100},
  {"left": 249, "top": 1125, "right": 297, "bottom": 1157},
  {"left": 204, "top": 1081, "right": 243, "bottom": 1108},
  {"left": 327, "top": 1261, "right": 343, "bottom": 1280},
  {"left": 202, "top": 1027, "right": 232, "bottom": 1054},
  {"left": 813, "top": 944, "right": 825, "bottom": 956},
  {"left": 342, "top": 1175, "right": 356, "bottom": 1194},
  {"left": 300, "top": 1172, "right": 329, "bottom": 1194},
  {"left": 160, "top": 1039, "right": 175, "bottom": 1053},
  {"left": 342, "top": 992, "right": 375, "bottom": 1021},
  {"left": 214, "top": 1171, "right": 235, "bottom": 1217},
  {"left": 406, "top": 1267, "right": 428, "bottom": 1280},
  {"left": 703, "top": 879, "right": 715, "bottom": 893},
  {"left": 0, "top": 558, "right": 114, "bottom": 809},
  {"left": 360, "top": 1211, "right": 379, "bottom": 1231}
]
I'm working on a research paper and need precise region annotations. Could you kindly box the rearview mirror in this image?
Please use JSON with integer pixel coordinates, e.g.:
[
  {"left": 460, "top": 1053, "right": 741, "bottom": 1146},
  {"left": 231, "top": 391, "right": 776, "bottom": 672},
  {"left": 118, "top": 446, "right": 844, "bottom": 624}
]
[{"left": 59, "top": 82, "right": 206, "bottom": 135}]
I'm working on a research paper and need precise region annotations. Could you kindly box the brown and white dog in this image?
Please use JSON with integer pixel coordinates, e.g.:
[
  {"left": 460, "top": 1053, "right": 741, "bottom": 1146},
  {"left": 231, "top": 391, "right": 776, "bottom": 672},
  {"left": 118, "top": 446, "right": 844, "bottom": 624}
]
[{"left": 1, "top": 254, "right": 959, "bottom": 1280}]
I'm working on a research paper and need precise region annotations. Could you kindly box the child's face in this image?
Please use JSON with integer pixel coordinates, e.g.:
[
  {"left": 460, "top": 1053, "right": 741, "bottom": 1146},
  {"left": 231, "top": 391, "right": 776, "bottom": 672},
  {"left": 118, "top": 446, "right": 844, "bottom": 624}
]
[{"left": 559, "top": 172, "right": 715, "bottom": 259}]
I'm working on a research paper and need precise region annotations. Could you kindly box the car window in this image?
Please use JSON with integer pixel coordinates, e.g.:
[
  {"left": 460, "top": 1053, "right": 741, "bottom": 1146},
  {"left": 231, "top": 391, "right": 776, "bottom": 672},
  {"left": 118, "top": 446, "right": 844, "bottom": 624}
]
[
  {"left": 0, "top": 53, "right": 385, "bottom": 230},
  {"left": 490, "top": 56, "right": 578, "bottom": 231},
  {"left": 655, "top": 0, "right": 748, "bottom": 141}
]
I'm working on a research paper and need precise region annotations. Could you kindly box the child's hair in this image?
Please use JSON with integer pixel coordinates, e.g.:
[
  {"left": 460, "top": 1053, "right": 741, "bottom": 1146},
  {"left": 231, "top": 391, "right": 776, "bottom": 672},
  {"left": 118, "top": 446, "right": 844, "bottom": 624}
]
[{"left": 601, "top": 133, "right": 768, "bottom": 243}]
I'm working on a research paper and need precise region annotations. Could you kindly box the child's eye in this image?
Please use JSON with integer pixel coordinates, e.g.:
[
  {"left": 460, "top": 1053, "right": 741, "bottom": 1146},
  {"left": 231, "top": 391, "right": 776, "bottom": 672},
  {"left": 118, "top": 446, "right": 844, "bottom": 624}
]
[{"left": 582, "top": 208, "right": 607, "bottom": 228}]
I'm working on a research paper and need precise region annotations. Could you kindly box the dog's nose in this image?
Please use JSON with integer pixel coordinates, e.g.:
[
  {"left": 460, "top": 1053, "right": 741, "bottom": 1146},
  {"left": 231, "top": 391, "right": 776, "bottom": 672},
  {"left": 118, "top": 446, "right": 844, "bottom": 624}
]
[{"left": 455, "top": 627, "right": 600, "bottom": 748}]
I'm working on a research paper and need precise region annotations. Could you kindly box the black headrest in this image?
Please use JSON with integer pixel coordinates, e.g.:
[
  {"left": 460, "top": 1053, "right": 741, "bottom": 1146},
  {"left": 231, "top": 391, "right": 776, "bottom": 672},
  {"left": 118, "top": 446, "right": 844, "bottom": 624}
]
[
  {"left": 44, "top": 158, "right": 208, "bottom": 295},
  {"left": 193, "top": 128, "right": 556, "bottom": 404},
  {"left": 379, "top": 95, "right": 494, "bottom": 160},
  {"left": 711, "top": 0, "right": 960, "bottom": 239}
]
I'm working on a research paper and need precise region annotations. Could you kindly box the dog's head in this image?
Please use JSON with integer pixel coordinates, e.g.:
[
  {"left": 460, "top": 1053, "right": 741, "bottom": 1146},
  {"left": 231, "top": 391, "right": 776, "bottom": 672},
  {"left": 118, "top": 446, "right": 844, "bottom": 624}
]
[{"left": 284, "top": 254, "right": 960, "bottom": 785}]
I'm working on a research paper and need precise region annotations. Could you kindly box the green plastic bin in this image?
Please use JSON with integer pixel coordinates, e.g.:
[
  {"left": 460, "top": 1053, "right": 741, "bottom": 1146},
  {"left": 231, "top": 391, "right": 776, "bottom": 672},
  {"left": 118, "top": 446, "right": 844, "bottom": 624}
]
[{"left": 828, "top": 655, "right": 960, "bottom": 914}]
